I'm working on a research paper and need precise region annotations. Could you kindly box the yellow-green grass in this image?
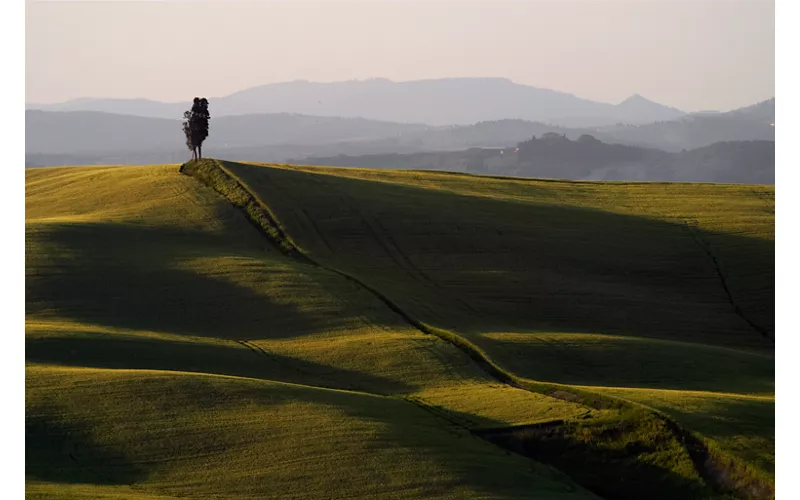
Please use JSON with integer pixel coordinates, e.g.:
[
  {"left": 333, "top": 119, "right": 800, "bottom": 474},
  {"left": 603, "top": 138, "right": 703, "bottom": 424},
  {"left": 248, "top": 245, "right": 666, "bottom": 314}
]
[
  {"left": 27, "top": 365, "right": 598, "bottom": 500},
  {"left": 25, "top": 166, "right": 590, "bottom": 415},
  {"left": 26, "top": 161, "right": 774, "bottom": 496},
  {"left": 471, "top": 332, "right": 775, "bottom": 478},
  {"left": 27, "top": 318, "right": 587, "bottom": 428},
  {"left": 465, "top": 332, "right": 775, "bottom": 477},
  {"left": 220, "top": 161, "right": 774, "bottom": 478},
  {"left": 26, "top": 165, "right": 600, "bottom": 497},
  {"left": 27, "top": 165, "right": 477, "bottom": 393},
  {"left": 587, "top": 386, "right": 775, "bottom": 479},
  {"left": 408, "top": 382, "right": 596, "bottom": 428},
  {"left": 479, "top": 332, "right": 773, "bottom": 395},
  {"left": 479, "top": 407, "right": 720, "bottom": 500},
  {"left": 26, "top": 482, "right": 179, "bottom": 500},
  {"left": 226, "top": 162, "right": 773, "bottom": 348}
]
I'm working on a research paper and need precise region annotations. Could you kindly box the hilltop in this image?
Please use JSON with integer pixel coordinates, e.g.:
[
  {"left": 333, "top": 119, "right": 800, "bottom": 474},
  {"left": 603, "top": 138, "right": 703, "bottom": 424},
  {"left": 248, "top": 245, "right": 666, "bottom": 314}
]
[{"left": 26, "top": 159, "right": 774, "bottom": 499}]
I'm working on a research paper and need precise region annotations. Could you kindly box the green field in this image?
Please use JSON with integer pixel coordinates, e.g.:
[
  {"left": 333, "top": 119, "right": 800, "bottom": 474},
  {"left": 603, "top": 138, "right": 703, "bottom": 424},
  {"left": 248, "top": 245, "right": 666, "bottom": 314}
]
[{"left": 26, "top": 160, "right": 774, "bottom": 499}]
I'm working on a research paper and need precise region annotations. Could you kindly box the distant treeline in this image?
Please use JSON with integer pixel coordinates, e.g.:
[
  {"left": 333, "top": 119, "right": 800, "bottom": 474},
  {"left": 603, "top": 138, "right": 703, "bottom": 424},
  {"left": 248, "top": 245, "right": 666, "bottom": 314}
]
[{"left": 293, "top": 135, "right": 774, "bottom": 184}]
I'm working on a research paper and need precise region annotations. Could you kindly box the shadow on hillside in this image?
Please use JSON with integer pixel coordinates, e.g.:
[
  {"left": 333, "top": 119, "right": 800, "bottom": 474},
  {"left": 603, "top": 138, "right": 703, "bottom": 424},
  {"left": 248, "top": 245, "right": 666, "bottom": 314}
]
[
  {"left": 478, "top": 415, "right": 716, "bottom": 500},
  {"left": 26, "top": 333, "right": 415, "bottom": 395},
  {"left": 26, "top": 364, "right": 580, "bottom": 499},
  {"left": 654, "top": 396, "right": 775, "bottom": 473},
  {"left": 475, "top": 334, "right": 774, "bottom": 394},
  {"left": 667, "top": 396, "right": 775, "bottom": 438},
  {"left": 231, "top": 163, "right": 774, "bottom": 352},
  {"left": 26, "top": 221, "right": 356, "bottom": 340},
  {"left": 25, "top": 360, "right": 743, "bottom": 500},
  {"left": 26, "top": 409, "right": 147, "bottom": 485}
]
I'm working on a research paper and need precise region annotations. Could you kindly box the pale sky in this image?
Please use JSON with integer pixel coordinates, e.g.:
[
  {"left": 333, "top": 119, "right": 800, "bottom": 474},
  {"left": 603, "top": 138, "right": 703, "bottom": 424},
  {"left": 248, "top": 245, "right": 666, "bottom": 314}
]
[{"left": 26, "top": 0, "right": 775, "bottom": 112}]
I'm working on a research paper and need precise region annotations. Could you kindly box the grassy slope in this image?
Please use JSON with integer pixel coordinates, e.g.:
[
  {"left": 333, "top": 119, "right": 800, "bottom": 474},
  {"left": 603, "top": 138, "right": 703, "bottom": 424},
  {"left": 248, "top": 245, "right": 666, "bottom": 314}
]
[
  {"left": 222, "top": 161, "right": 774, "bottom": 478},
  {"left": 26, "top": 165, "right": 598, "bottom": 499},
  {"left": 28, "top": 366, "right": 594, "bottom": 500}
]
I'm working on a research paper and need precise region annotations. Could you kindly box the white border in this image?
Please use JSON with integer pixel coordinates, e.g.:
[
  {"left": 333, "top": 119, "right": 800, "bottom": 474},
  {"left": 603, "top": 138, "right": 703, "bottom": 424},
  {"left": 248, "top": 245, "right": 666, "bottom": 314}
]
[
  {"left": 775, "top": 0, "right": 793, "bottom": 497},
  {"left": 3, "top": 0, "right": 25, "bottom": 497}
]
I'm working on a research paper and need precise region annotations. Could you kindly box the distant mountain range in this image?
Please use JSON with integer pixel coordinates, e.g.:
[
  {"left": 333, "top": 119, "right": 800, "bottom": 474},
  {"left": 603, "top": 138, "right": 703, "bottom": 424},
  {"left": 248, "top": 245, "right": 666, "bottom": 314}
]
[
  {"left": 25, "top": 97, "right": 773, "bottom": 161},
  {"left": 594, "top": 98, "right": 775, "bottom": 152},
  {"left": 25, "top": 81, "right": 774, "bottom": 184},
  {"left": 25, "top": 111, "right": 431, "bottom": 155},
  {"left": 27, "top": 78, "right": 687, "bottom": 127}
]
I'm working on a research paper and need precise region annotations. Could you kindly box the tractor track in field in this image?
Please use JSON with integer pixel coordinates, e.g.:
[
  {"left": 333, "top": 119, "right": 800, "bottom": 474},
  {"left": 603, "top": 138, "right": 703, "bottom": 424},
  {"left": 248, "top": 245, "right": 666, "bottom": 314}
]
[
  {"left": 181, "top": 159, "right": 519, "bottom": 389},
  {"left": 679, "top": 218, "right": 774, "bottom": 342},
  {"left": 300, "top": 208, "right": 335, "bottom": 253},
  {"left": 281, "top": 166, "right": 482, "bottom": 316},
  {"left": 181, "top": 159, "right": 773, "bottom": 500},
  {"left": 369, "top": 216, "right": 482, "bottom": 315},
  {"left": 234, "top": 339, "right": 314, "bottom": 378},
  {"left": 180, "top": 160, "right": 711, "bottom": 410},
  {"left": 403, "top": 396, "right": 476, "bottom": 437},
  {"left": 234, "top": 339, "right": 380, "bottom": 394},
  {"left": 372, "top": 216, "right": 438, "bottom": 286},
  {"left": 360, "top": 216, "right": 412, "bottom": 273}
]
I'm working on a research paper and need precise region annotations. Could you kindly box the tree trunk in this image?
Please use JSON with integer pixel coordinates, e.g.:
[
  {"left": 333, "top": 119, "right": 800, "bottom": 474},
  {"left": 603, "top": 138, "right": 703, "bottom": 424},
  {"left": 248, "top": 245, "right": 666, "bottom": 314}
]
[{"left": 198, "top": 144, "right": 202, "bottom": 159}]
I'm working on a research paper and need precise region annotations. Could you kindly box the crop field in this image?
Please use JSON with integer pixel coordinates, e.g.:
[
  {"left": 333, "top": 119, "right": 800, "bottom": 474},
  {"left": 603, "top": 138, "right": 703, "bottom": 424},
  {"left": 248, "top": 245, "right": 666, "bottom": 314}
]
[
  {"left": 223, "top": 161, "right": 774, "bottom": 479},
  {"left": 28, "top": 365, "right": 603, "bottom": 500},
  {"left": 26, "top": 161, "right": 774, "bottom": 499}
]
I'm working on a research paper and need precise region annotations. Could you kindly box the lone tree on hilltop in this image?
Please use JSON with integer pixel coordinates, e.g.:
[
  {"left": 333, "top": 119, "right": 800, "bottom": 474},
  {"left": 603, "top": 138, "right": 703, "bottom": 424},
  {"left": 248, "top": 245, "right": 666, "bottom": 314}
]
[
  {"left": 181, "top": 111, "right": 194, "bottom": 158},
  {"left": 182, "top": 97, "right": 210, "bottom": 160}
]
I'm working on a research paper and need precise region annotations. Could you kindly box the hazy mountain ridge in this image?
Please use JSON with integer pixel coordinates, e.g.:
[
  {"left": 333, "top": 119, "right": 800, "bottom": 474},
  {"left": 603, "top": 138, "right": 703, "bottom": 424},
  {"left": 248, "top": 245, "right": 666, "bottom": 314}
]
[
  {"left": 25, "top": 97, "right": 774, "bottom": 184},
  {"left": 25, "top": 110, "right": 431, "bottom": 154},
  {"left": 294, "top": 136, "right": 774, "bottom": 184},
  {"left": 26, "top": 96, "right": 771, "bottom": 158},
  {"left": 594, "top": 98, "right": 775, "bottom": 151},
  {"left": 26, "top": 78, "right": 686, "bottom": 127}
]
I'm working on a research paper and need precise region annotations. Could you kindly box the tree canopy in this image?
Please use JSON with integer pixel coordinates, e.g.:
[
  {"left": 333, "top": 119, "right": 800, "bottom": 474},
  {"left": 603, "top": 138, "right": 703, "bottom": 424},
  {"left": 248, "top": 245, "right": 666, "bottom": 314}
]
[{"left": 182, "top": 98, "right": 210, "bottom": 160}]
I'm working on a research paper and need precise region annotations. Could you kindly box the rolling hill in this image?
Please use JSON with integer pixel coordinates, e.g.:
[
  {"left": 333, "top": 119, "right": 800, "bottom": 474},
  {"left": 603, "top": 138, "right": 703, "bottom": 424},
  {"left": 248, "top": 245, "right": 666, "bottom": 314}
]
[
  {"left": 26, "top": 160, "right": 774, "bottom": 499},
  {"left": 26, "top": 165, "right": 600, "bottom": 500}
]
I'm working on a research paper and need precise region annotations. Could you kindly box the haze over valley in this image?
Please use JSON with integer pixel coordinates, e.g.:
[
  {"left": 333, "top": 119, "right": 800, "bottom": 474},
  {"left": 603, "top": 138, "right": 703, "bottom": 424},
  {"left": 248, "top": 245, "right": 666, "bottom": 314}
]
[{"left": 26, "top": 80, "right": 775, "bottom": 184}]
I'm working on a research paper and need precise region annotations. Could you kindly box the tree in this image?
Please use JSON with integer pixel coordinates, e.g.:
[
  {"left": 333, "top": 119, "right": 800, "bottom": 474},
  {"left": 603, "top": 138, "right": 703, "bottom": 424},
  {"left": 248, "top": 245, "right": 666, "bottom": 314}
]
[
  {"left": 182, "top": 111, "right": 195, "bottom": 159},
  {"left": 181, "top": 97, "right": 211, "bottom": 160}
]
